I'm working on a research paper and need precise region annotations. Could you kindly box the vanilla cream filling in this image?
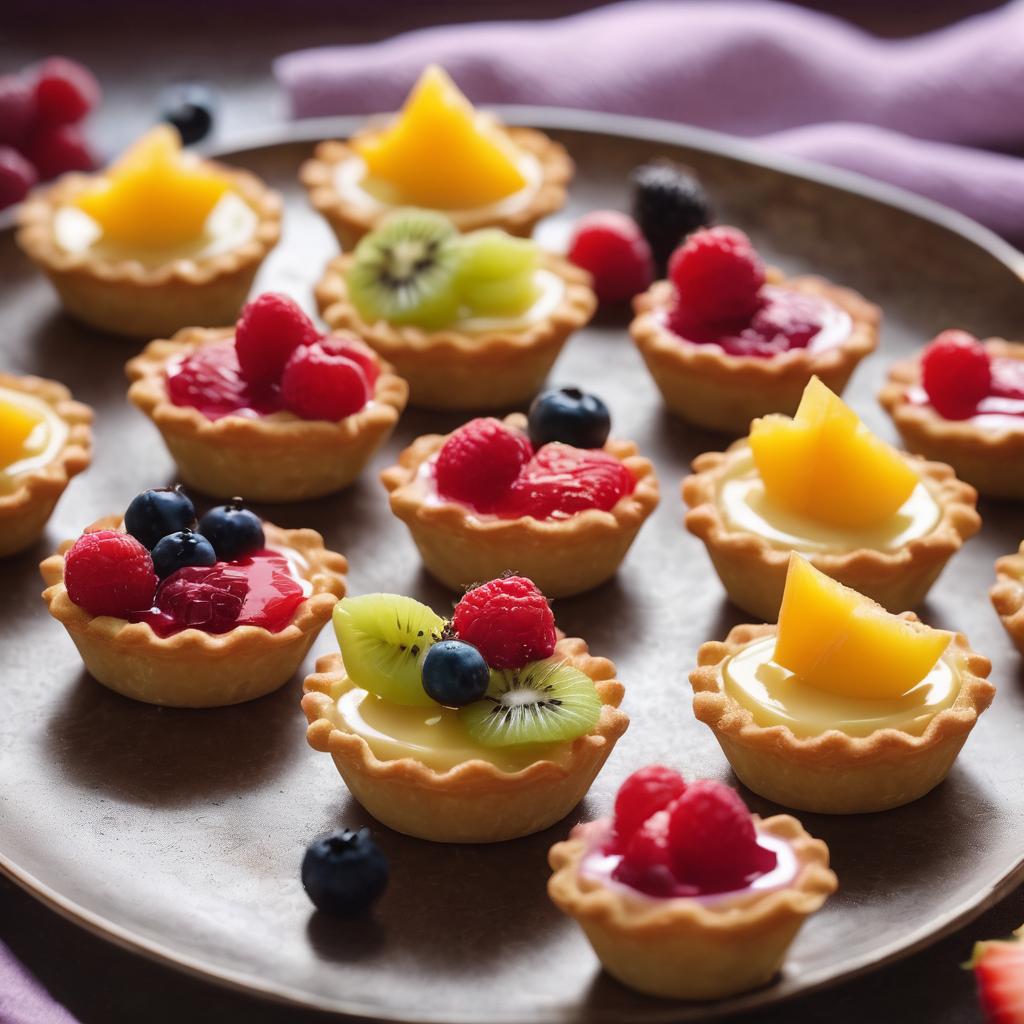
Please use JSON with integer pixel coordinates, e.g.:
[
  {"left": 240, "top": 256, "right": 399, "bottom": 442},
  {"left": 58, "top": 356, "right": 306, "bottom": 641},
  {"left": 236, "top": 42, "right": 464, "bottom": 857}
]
[
  {"left": 718, "top": 448, "right": 941, "bottom": 554},
  {"left": 0, "top": 388, "right": 67, "bottom": 493}
]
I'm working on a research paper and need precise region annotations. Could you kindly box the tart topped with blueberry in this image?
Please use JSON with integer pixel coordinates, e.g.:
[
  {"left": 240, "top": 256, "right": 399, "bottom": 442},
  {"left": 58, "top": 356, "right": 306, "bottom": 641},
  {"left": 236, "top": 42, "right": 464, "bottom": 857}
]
[
  {"left": 40, "top": 487, "right": 346, "bottom": 707},
  {"left": 547, "top": 767, "right": 836, "bottom": 1000},
  {"left": 630, "top": 226, "right": 879, "bottom": 433},
  {"left": 300, "top": 65, "right": 572, "bottom": 249},
  {"left": 17, "top": 126, "right": 282, "bottom": 337},
  {"left": 879, "top": 330, "right": 1024, "bottom": 500},
  {"left": 126, "top": 292, "right": 408, "bottom": 502},
  {"left": 382, "top": 387, "right": 659, "bottom": 597},
  {"left": 302, "top": 575, "right": 628, "bottom": 843}
]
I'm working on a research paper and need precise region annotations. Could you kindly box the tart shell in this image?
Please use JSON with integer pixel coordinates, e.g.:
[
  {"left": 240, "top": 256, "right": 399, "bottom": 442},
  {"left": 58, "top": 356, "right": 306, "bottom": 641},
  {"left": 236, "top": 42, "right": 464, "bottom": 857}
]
[
  {"left": 992, "top": 542, "right": 1024, "bottom": 656},
  {"left": 301, "top": 636, "right": 629, "bottom": 844}
]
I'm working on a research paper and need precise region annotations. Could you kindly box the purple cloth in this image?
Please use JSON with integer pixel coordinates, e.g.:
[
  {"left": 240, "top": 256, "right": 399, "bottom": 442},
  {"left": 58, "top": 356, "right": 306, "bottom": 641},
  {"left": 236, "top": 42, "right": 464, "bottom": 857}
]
[
  {"left": 275, "top": 0, "right": 1024, "bottom": 241},
  {"left": 0, "top": 940, "right": 79, "bottom": 1024}
]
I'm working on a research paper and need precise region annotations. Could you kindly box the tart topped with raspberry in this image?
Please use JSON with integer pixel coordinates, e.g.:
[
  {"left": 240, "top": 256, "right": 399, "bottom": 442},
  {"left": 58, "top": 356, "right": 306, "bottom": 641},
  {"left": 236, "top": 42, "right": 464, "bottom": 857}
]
[
  {"left": 40, "top": 487, "right": 346, "bottom": 707},
  {"left": 879, "top": 330, "right": 1024, "bottom": 500},
  {"left": 630, "top": 226, "right": 879, "bottom": 433},
  {"left": 382, "top": 387, "right": 659, "bottom": 597},
  {"left": 547, "top": 766, "right": 836, "bottom": 1000},
  {"left": 126, "top": 292, "right": 407, "bottom": 502},
  {"left": 17, "top": 126, "right": 282, "bottom": 337},
  {"left": 302, "top": 575, "right": 628, "bottom": 843},
  {"left": 300, "top": 65, "right": 572, "bottom": 249}
]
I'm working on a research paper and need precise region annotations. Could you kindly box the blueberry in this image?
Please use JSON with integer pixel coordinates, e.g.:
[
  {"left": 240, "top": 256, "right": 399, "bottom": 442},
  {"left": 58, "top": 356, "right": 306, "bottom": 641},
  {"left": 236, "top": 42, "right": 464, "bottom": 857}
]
[
  {"left": 151, "top": 528, "right": 217, "bottom": 578},
  {"left": 301, "top": 828, "right": 388, "bottom": 917},
  {"left": 159, "top": 82, "right": 216, "bottom": 146},
  {"left": 124, "top": 487, "right": 196, "bottom": 549},
  {"left": 527, "top": 387, "right": 611, "bottom": 450},
  {"left": 198, "top": 501, "right": 265, "bottom": 562},
  {"left": 421, "top": 639, "right": 490, "bottom": 707},
  {"left": 630, "top": 159, "right": 713, "bottom": 273}
]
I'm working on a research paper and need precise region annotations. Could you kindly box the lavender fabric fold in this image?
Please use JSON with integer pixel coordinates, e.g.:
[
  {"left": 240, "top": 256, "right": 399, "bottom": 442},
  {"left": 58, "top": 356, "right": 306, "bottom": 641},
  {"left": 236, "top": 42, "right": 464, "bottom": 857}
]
[
  {"left": 275, "top": 0, "right": 1024, "bottom": 240},
  {"left": 0, "top": 940, "right": 80, "bottom": 1024}
]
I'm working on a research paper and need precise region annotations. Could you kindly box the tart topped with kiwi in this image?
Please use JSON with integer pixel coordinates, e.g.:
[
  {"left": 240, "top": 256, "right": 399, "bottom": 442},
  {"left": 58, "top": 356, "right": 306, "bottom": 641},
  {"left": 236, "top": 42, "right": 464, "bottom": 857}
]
[
  {"left": 315, "top": 208, "right": 596, "bottom": 410},
  {"left": 301, "top": 575, "right": 629, "bottom": 843}
]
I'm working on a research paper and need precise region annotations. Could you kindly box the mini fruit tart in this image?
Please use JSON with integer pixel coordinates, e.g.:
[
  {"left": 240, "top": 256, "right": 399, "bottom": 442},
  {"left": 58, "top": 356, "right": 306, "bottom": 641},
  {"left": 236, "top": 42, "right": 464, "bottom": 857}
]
[
  {"left": 0, "top": 373, "right": 92, "bottom": 557},
  {"left": 126, "top": 293, "right": 408, "bottom": 502},
  {"left": 690, "top": 555, "right": 994, "bottom": 814},
  {"left": 548, "top": 767, "right": 836, "bottom": 1000},
  {"left": 302, "top": 575, "right": 629, "bottom": 843},
  {"left": 315, "top": 208, "right": 595, "bottom": 410},
  {"left": 17, "top": 126, "right": 282, "bottom": 338},
  {"left": 879, "top": 330, "right": 1024, "bottom": 500},
  {"left": 630, "top": 227, "right": 879, "bottom": 434},
  {"left": 991, "top": 542, "right": 1024, "bottom": 656},
  {"left": 382, "top": 389, "right": 659, "bottom": 597},
  {"left": 40, "top": 487, "right": 346, "bottom": 707},
  {"left": 300, "top": 65, "right": 571, "bottom": 249},
  {"left": 684, "top": 376, "right": 980, "bottom": 621}
]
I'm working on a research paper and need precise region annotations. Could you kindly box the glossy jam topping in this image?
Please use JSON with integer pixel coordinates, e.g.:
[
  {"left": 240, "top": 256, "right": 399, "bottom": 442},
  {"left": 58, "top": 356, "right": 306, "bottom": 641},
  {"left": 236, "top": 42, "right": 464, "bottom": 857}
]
[
  {"left": 0, "top": 387, "right": 66, "bottom": 490},
  {"left": 167, "top": 340, "right": 282, "bottom": 420},
  {"left": 908, "top": 355, "right": 1024, "bottom": 431}
]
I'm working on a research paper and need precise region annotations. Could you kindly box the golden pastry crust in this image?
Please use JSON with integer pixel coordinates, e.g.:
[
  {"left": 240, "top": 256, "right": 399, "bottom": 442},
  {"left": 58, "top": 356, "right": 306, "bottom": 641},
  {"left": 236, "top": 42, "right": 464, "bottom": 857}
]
[
  {"left": 125, "top": 327, "right": 408, "bottom": 501},
  {"left": 300, "top": 125, "right": 573, "bottom": 249},
  {"left": 630, "top": 272, "right": 880, "bottom": 434},
  {"left": 690, "top": 622, "right": 994, "bottom": 814},
  {"left": 301, "top": 636, "right": 629, "bottom": 843},
  {"left": 40, "top": 516, "right": 346, "bottom": 708},
  {"left": 683, "top": 440, "right": 980, "bottom": 621},
  {"left": 16, "top": 164, "right": 282, "bottom": 338},
  {"left": 992, "top": 542, "right": 1024, "bottom": 656},
  {"left": 316, "top": 252, "right": 595, "bottom": 410},
  {"left": 0, "top": 373, "right": 93, "bottom": 557},
  {"left": 381, "top": 414, "right": 659, "bottom": 597},
  {"left": 548, "top": 814, "right": 836, "bottom": 1000},
  {"left": 879, "top": 339, "right": 1024, "bottom": 500}
]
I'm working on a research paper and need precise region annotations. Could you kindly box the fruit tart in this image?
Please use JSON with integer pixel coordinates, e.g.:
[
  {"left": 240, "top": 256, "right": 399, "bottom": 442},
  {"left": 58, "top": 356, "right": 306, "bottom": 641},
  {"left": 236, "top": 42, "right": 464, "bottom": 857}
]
[
  {"left": 684, "top": 376, "right": 980, "bottom": 621},
  {"left": 992, "top": 542, "right": 1024, "bottom": 656},
  {"left": 315, "top": 208, "right": 595, "bottom": 410},
  {"left": 382, "top": 388, "right": 659, "bottom": 597},
  {"left": 300, "top": 65, "right": 571, "bottom": 249},
  {"left": 630, "top": 227, "right": 879, "bottom": 434},
  {"left": 126, "top": 293, "right": 407, "bottom": 501},
  {"left": 17, "top": 125, "right": 281, "bottom": 337},
  {"left": 879, "top": 330, "right": 1024, "bottom": 500},
  {"left": 548, "top": 767, "right": 836, "bottom": 1000},
  {"left": 690, "top": 555, "right": 994, "bottom": 813},
  {"left": 302, "top": 575, "right": 629, "bottom": 843},
  {"left": 40, "top": 487, "right": 346, "bottom": 707}
]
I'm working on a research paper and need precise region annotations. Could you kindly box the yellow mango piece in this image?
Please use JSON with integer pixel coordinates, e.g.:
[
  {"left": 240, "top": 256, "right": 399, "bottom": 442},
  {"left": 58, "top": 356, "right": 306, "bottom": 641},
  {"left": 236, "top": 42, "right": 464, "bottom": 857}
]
[
  {"left": 775, "top": 555, "right": 951, "bottom": 699},
  {"left": 354, "top": 65, "right": 527, "bottom": 209},
  {"left": 749, "top": 376, "right": 919, "bottom": 529},
  {"left": 0, "top": 398, "right": 45, "bottom": 470},
  {"left": 74, "top": 125, "right": 231, "bottom": 248}
]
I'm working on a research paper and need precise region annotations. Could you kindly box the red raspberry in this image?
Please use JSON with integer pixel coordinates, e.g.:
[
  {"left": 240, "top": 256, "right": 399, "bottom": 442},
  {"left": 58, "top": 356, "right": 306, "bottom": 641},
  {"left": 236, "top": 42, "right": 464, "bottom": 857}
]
[
  {"left": 64, "top": 530, "right": 158, "bottom": 618},
  {"left": 434, "top": 418, "right": 533, "bottom": 511},
  {"left": 567, "top": 210, "right": 653, "bottom": 304},
  {"left": 497, "top": 443, "right": 635, "bottom": 520},
  {"left": 155, "top": 567, "right": 248, "bottom": 634},
  {"left": 452, "top": 575, "right": 556, "bottom": 670},
  {"left": 0, "top": 146, "right": 37, "bottom": 210},
  {"left": 24, "top": 124, "right": 94, "bottom": 181},
  {"left": 235, "top": 293, "right": 321, "bottom": 388},
  {"left": 281, "top": 342, "right": 371, "bottom": 421},
  {"left": 921, "top": 329, "right": 992, "bottom": 420},
  {"left": 611, "top": 810, "right": 683, "bottom": 898},
  {"left": 668, "top": 226, "right": 765, "bottom": 327},
  {"left": 32, "top": 57, "right": 101, "bottom": 126},
  {"left": 320, "top": 333, "right": 380, "bottom": 388},
  {"left": 0, "top": 76, "right": 36, "bottom": 147},
  {"left": 612, "top": 766, "right": 687, "bottom": 844}
]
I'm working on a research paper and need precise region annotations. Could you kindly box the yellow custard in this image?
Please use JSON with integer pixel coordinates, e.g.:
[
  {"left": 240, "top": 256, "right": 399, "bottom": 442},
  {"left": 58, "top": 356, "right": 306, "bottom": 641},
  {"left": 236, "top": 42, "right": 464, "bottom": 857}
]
[
  {"left": 0, "top": 387, "right": 66, "bottom": 491},
  {"left": 724, "top": 635, "right": 960, "bottom": 738}
]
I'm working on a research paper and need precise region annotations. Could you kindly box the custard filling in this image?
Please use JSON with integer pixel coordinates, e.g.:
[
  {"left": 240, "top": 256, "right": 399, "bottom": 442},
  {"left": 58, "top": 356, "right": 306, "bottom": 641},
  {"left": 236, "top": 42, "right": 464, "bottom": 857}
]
[{"left": 0, "top": 387, "right": 67, "bottom": 493}]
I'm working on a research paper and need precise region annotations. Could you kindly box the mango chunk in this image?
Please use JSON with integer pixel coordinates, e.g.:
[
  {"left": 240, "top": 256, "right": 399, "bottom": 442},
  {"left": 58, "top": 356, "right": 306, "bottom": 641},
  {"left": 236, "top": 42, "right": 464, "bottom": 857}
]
[
  {"left": 749, "top": 376, "right": 919, "bottom": 529},
  {"left": 354, "top": 65, "right": 527, "bottom": 209},
  {"left": 0, "top": 398, "right": 45, "bottom": 470},
  {"left": 774, "top": 555, "right": 951, "bottom": 699}
]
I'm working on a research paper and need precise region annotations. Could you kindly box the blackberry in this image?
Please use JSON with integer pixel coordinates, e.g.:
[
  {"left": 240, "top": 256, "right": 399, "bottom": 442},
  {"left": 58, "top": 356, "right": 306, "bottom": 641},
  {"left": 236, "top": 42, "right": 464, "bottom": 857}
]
[{"left": 630, "top": 160, "right": 713, "bottom": 273}]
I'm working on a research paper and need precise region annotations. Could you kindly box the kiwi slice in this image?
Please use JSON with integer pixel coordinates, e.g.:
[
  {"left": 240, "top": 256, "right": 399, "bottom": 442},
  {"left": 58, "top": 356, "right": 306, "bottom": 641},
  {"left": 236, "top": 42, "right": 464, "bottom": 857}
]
[
  {"left": 332, "top": 594, "right": 446, "bottom": 706},
  {"left": 459, "top": 658, "right": 602, "bottom": 747},
  {"left": 455, "top": 229, "right": 540, "bottom": 317},
  {"left": 346, "top": 208, "right": 462, "bottom": 330}
]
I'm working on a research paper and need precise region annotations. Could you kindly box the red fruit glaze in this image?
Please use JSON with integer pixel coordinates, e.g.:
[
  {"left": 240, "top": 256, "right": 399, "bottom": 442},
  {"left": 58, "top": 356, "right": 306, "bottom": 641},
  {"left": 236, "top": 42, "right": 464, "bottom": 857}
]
[
  {"left": 167, "top": 341, "right": 283, "bottom": 421},
  {"left": 0, "top": 146, "right": 37, "bottom": 210},
  {"left": 921, "top": 330, "right": 992, "bottom": 420},
  {"left": 281, "top": 342, "right": 370, "bottom": 421},
  {"left": 320, "top": 333, "right": 380, "bottom": 388},
  {"left": 64, "top": 530, "right": 158, "bottom": 618},
  {"left": 613, "top": 766, "right": 687, "bottom": 844},
  {"left": 567, "top": 210, "right": 654, "bottom": 304},
  {"left": 235, "top": 293, "right": 321, "bottom": 388},
  {"left": 32, "top": 57, "right": 101, "bottom": 126},
  {"left": 435, "top": 418, "right": 533, "bottom": 512},
  {"left": 611, "top": 810, "right": 690, "bottom": 898},
  {"left": 25, "top": 123, "right": 94, "bottom": 180},
  {"left": 0, "top": 76, "right": 36, "bottom": 147},
  {"left": 452, "top": 575, "right": 556, "bottom": 670},
  {"left": 973, "top": 939, "right": 1024, "bottom": 1024}
]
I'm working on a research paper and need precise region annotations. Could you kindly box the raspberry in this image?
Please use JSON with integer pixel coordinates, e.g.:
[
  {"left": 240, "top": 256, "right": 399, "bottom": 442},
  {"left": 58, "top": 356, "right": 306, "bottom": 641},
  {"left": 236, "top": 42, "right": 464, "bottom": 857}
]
[
  {"left": 612, "top": 766, "right": 687, "bottom": 844},
  {"left": 24, "top": 124, "right": 94, "bottom": 181},
  {"left": 668, "top": 226, "right": 765, "bottom": 327},
  {"left": 320, "top": 333, "right": 380, "bottom": 388},
  {"left": 0, "top": 146, "right": 37, "bottom": 210},
  {"left": 611, "top": 810, "right": 684, "bottom": 898},
  {"left": 434, "top": 418, "right": 533, "bottom": 512},
  {"left": 921, "top": 329, "right": 992, "bottom": 420},
  {"left": 63, "top": 530, "right": 158, "bottom": 618},
  {"left": 281, "top": 342, "right": 370, "bottom": 421},
  {"left": 235, "top": 293, "right": 321, "bottom": 388},
  {"left": 567, "top": 210, "right": 653, "bottom": 304},
  {"left": 452, "top": 575, "right": 556, "bottom": 670},
  {"left": 497, "top": 443, "right": 635, "bottom": 520},
  {"left": 155, "top": 567, "right": 248, "bottom": 634},
  {"left": 0, "top": 76, "right": 36, "bottom": 147},
  {"left": 32, "top": 57, "right": 100, "bottom": 126}
]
